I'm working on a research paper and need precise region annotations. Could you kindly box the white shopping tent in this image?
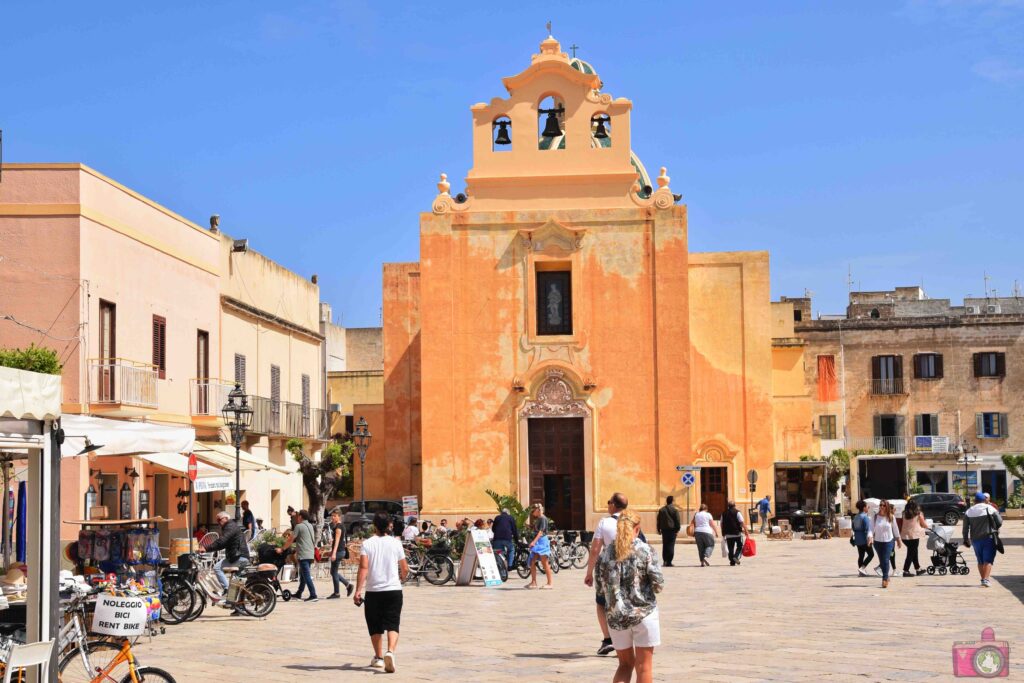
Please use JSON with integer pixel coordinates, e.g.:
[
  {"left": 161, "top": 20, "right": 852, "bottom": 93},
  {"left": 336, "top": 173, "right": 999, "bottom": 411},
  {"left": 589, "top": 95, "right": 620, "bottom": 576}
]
[
  {"left": 194, "top": 441, "right": 291, "bottom": 474},
  {"left": 59, "top": 414, "right": 194, "bottom": 458},
  {"left": 0, "top": 366, "right": 62, "bottom": 674}
]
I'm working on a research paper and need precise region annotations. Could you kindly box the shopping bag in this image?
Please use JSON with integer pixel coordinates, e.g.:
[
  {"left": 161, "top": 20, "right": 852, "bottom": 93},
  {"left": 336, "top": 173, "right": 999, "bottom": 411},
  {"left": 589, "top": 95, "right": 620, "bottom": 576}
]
[
  {"left": 742, "top": 537, "right": 757, "bottom": 558},
  {"left": 720, "top": 537, "right": 728, "bottom": 558}
]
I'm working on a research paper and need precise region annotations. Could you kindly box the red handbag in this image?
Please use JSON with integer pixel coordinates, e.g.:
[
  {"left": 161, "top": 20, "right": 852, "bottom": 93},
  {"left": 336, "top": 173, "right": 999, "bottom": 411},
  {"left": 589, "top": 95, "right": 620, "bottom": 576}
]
[
  {"left": 742, "top": 537, "right": 757, "bottom": 557},
  {"left": 314, "top": 547, "right": 323, "bottom": 562}
]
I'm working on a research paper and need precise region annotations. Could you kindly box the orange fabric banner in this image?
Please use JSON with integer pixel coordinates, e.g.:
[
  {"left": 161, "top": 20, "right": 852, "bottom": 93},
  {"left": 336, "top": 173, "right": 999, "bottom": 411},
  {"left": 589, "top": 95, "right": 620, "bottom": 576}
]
[{"left": 817, "top": 355, "right": 839, "bottom": 402}]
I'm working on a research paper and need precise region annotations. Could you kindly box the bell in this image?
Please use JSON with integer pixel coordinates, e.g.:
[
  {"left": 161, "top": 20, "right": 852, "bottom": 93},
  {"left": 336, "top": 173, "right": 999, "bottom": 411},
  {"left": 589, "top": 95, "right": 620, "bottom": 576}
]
[
  {"left": 541, "top": 111, "right": 563, "bottom": 138},
  {"left": 593, "top": 117, "right": 609, "bottom": 139},
  {"left": 493, "top": 120, "right": 511, "bottom": 145}
]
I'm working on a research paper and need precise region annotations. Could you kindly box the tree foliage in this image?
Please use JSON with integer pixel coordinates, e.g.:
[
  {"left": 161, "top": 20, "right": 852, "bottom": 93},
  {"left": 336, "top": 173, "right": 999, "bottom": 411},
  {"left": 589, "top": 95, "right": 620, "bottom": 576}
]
[
  {"left": 0, "top": 344, "right": 62, "bottom": 375},
  {"left": 288, "top": 437, "right": 353, "bottom": 529},
  {"left": 1002, "top": 454, "right": 1024, "bottom": 483},
  {"left": 485, "top": 489, "right": 530, "bottom": 532}
]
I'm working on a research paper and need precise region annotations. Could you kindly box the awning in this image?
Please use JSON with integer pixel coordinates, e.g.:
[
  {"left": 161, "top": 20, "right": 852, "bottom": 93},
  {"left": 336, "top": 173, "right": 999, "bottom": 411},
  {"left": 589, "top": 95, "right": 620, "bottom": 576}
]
[
  {"left": 60, "top": 414, "right": 194, "bottom": 458},
  {"left": 138, "top": 452, "right": 225, "bottom": 477},
  {"left": 194, "top": 441, "right": 292, "bottom": 474},
  {"left": 0, "top": 367, "right": 61, "bottom": 421}
]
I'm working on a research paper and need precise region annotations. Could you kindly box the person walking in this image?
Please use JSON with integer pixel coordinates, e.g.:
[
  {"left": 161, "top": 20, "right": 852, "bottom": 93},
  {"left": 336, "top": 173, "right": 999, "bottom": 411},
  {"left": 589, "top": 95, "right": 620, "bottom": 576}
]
[
  {"left": 327, "top": 509, "right": 354, "bottom": 599},
  {"left": 585, "top": 492, "right": 629, "bottom": 656},
  {"left": 719, "top": 501, "right": 749, "bottom": 566},
  {"left": 963, "top": 491, "right": 1003, "bottom": 588},
  {"left": 355, "top": 511, "right": 409, "bottom": 673},
  {"left": 525, "top": 503, "right": 554, "bottom": 590},
  {"left": 655, "top": 496, "right": 681, "bottom": 567},
  {"left": 852, "top": 500, "right": 875, "bottom": 576},
  {"left": 240, "top": 500, "right": 256, "bottom": 543},
  {"left": 491, "top": 507, "right": 518, "bottom": 570},
  {"left": 757, "top": 495, "right": 772, "bottom": 534},
  {"left": 595, "top": 510, "right": 664, "bottom": 683},
  {"left": 872, "top": 500, "right": 902, "bottom": 588},
  {"left": 278, "top": 509, "right": 318, "bottom": 602},
  {"left": 689, "top": 504, "right": 718, "bottom": 567},
  {"left": 900, "top": 500, "right": 928, "bottom": 576}
]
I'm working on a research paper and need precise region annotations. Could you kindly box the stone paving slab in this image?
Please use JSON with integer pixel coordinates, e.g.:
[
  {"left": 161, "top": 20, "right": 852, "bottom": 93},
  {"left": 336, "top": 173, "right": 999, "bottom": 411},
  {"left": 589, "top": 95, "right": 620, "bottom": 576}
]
[{"left": 134, "top": 522, "right": 1024, "bottom": 681}]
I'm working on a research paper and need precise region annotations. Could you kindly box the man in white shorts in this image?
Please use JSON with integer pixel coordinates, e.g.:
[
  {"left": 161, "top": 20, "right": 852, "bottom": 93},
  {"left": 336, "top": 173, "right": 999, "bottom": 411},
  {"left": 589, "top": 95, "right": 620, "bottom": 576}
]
[{"left": 585, "top": 492, "right": 629, "bottom": 656}]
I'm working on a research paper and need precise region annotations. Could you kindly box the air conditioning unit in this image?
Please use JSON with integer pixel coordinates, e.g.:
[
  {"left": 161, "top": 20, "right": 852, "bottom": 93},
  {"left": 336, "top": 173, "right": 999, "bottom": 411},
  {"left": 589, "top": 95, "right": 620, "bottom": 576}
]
[
  {"left": 966, "top": 306, "right": 980, "bottom": 315},
  {"left": 329, "top": 403, "right": 341, "bottom": 413},
  {"left": 986, "top": 304, "right": 1001, "bottom": 314}
]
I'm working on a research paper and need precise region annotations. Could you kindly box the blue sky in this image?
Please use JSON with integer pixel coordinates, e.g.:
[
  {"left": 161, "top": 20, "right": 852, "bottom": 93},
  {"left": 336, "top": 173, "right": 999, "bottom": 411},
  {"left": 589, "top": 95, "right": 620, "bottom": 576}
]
[{"left": 3, "top": 1, "right": 1022, "bottom": 326}]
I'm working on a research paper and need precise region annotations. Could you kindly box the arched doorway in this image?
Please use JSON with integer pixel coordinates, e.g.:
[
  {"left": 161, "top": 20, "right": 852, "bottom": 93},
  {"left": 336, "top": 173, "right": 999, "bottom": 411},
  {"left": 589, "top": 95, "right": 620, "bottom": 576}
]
[
  {"left": 694, "top": 440, "right": 739, "bottom": 519},
  {"left": 517, "top": 368, "right": 592, "bottom": 531}
]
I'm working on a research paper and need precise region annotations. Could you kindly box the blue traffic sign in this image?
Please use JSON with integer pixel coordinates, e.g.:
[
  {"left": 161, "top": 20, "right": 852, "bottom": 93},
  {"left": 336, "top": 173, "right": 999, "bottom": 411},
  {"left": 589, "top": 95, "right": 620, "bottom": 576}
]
[{"left": 681, "top": 472, "right": 696, "bottom": 487}]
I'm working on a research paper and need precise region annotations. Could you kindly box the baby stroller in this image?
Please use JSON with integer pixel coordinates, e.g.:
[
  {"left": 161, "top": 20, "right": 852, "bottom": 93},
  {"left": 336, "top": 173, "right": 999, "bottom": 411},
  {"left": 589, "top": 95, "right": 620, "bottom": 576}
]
[
  {"left": 925, "top": 526, "right": 970, "bottom": 576},
  {"left": 256, "top": 543, "right": 293, "bottom": 601}
]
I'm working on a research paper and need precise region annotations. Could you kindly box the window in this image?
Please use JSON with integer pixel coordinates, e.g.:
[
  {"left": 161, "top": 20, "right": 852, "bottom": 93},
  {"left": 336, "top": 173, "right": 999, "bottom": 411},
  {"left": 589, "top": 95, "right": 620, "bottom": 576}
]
[
  {"left": 301, "top": 374, "right": 311, "bottom": 416},
  {"left": 819, "top": 415, "right": 837, "bottom": 440},
  {"left": 793, "top": 308, "right": 802, "bottom": 322},
  {"left": 197, "top": 331, "right": 210, "bottom": 413},
  {"left": 99, "top": 300, "right": 116, "bottom": 360},
  {"left": 871, "top": 355, "right": 904, "bottom": 394},
  {"left": 492, "top": 116, "right": 511, "bottom": 151},
  {"left": 976, "top": 412, "right": 1008, "bottom": 438},
  {"left": 974, "top": 352, "right": 1006, "bottom": 378},
  {"left": 233, "top": 353, "right": 246, "bottom": 390},
  {"left": 536, "top": 270, "right": 572, "bottom": 336},
  {"left": 152, "top": 315, "right": 167, "bottom": 379},
  {"left": 270, "top": 365, "right": 281, "bottom": 433},
  {"left": 913, "top": 353, "right": 943, "bottom": 379},
  {"left": 915, "top": 414, "right": 939, "bottom": 436}
]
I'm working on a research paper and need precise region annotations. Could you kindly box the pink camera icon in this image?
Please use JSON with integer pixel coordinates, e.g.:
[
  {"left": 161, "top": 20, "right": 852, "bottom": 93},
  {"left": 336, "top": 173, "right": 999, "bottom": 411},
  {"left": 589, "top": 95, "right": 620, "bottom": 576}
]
[{"left": 952, "top": 627, "right": 1009, "bottom": 677}]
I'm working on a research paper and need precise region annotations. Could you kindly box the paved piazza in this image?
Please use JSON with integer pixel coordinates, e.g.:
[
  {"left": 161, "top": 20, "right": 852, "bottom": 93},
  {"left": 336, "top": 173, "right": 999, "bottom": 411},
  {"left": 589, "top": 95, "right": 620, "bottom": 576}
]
[{"left": 137, "top": 523, "right": 1024, "bottom": 682}]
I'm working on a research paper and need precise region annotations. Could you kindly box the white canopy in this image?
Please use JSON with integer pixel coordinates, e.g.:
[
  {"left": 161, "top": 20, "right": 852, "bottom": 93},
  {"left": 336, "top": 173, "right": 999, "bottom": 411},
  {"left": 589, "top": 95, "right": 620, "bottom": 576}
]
[
  {"left": 194, "top": 441, "right": 291, "bottom": 474},
  {"left": 0, "top": 367, "right": 61, "bottom": 421},
  {"left": 60, "top": 414, "right": 194, "bottom": 458},
  {"left": 138, "top": 452, "right": 224, "bottom": 477}
]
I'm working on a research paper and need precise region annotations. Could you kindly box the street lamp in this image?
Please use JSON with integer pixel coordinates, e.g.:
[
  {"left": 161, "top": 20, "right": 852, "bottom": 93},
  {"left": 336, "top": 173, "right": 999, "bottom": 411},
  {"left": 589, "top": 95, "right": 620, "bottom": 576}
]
[
  {"left": 353, "top": 416, "right": 373, "bottom": 525},
  {"left": 221, "top": 382, "right": 253, "bottom": 521},
  {"left": 957, "top": 443, "right": 981, "bottom": 499}
]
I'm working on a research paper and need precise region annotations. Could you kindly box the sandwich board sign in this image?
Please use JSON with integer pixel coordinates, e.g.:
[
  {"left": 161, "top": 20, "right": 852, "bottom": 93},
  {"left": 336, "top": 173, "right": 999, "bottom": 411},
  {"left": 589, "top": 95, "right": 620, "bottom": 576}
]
[
  {"left": 402, "top": 495, "right": 419, "bottom": 521},
  {"left": 455, "top": 529, "right": 503, "bottom": 587},
  {"left": 91, "top": 593, "right": 148, "bottom": 636}
]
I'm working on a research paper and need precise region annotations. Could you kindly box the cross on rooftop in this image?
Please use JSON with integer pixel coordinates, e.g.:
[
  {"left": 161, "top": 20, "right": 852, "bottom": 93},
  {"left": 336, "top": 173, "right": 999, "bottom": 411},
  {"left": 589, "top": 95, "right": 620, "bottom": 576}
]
[{"left": 570, "top": 44, "right": 579, "bottom": 57}]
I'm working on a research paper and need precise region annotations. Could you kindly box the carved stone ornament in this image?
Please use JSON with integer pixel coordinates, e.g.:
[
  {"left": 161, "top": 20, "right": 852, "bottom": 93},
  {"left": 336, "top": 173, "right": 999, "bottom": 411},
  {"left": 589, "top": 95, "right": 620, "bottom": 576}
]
[
  {"left": 518, "top": 217, "right": 586, "bottom": 255},
  {"left": 520, "top": 370, "right": 589, "bottom": 420},
  {"left": 432, "top": 172, "right": 472, "bottom": 215},
  {"left": 630, "top": 165, "right": 679, "bottom": 209}
]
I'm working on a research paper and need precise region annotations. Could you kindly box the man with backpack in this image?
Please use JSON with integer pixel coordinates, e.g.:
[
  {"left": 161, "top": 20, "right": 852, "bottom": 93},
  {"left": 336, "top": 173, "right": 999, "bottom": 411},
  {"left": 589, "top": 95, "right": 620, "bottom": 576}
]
[{"left": 656, "top": 496, "right": 682, "bottom": 567}]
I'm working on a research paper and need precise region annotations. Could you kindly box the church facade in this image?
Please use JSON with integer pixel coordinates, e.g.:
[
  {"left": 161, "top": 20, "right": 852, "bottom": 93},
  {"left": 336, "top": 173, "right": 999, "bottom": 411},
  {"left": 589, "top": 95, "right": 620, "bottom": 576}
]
[{"left": 367, "top": 36, "right": 812, "bottom": 528}]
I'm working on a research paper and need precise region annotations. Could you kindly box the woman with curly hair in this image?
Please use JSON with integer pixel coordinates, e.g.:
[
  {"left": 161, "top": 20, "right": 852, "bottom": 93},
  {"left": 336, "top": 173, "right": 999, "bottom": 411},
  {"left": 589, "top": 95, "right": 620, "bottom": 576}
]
[{"left": 594, "top": 509, "right": 664, "bottom": 683}]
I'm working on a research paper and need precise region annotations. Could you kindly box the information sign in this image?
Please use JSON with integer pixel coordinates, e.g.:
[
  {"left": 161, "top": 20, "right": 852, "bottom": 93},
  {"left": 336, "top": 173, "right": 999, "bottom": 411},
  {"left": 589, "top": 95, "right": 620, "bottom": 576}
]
[
  {"left": 193, "top": 477, "right": 232, "bottom": 494},
  {"left": 681, "top": 472, "right": 696, "bottom": 487},
  {"left": 455, "top": 529, "right": 503, "bottom": 587},
  {"left": 402, "top": 495, "right": 419, "bottom": 521},
  {"left": 91, "top": 593, "right": 147, "bottom": 636}
]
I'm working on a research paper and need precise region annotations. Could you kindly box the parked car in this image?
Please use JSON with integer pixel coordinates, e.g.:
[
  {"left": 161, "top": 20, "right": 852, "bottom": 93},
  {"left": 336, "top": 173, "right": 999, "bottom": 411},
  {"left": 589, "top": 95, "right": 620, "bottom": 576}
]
[
  {"left": 909, "top": 492, "right": 967, "bottom": 525},
  {"left": 331, "top": 500, "right": 406, "bottom": 535}
]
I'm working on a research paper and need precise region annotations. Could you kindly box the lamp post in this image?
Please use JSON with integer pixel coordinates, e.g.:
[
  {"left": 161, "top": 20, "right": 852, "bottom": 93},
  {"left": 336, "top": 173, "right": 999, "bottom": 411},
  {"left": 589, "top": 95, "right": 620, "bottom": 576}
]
[
  {"left": 353, "top": 416, "right": 373, "bottom": 526},
  {"left": 957, "top": 444, "right": 980, "bottom": 500},
  {"left": 221, "top": 383, "right": 253, "bottom": 521}
]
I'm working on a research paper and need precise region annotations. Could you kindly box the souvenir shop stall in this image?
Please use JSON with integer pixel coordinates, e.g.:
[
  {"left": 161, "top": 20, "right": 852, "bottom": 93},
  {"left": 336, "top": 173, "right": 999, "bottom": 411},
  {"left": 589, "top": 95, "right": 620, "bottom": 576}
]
[
  {"left": 0, "top": 366, "right": 63, "bottom": 672},
  {"left": 772, "top": 460, "right": 829, "bottom": 533}
]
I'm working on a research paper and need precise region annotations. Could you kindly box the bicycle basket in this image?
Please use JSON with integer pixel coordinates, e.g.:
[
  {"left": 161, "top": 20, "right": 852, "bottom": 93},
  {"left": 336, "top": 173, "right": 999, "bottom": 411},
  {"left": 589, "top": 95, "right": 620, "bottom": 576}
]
[
  {"left": 564, "top": 531, "right": 578, "bottom": 544},
  {"left": 580, "top": 531, "right": 594, "bottom": 544}
]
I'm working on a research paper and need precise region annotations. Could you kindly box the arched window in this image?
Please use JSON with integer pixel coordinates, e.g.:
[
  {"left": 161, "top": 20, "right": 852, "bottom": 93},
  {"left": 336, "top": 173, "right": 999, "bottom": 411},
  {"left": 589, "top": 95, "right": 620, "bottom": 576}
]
[
  {"left": 870, "top": 308, "right": 880, "bottom": 319},
  {"left": 591, "top": 114, "right": 611, "bottom": 148},
  {"left": 538, "top": 95, "right": 565, "bottom": 150},
  {"left": 492, "top": 116, "right": 512, "bottom": 152}
]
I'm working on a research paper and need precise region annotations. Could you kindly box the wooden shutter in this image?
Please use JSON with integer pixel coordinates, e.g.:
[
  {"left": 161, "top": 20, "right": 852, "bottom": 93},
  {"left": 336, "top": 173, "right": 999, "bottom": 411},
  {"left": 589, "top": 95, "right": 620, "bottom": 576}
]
[
  {"left": 914, "top": 415, "right": 923, "bottom": 436},
  {"left": 930, "top": 414, "right": 939, "bottom": 436},
  {"left": 871, "top": 356, "right": 882, "bottom": 381},
  {"left": 893, "top": 355, "right": 903, "bottom": 380},
  {"left": 934, "top": 354, "right": 944, "bottom": 379},
  {"left": 1000, "top": 413, "right": 1009, "bottom": 437},
  {"left": 152, "top": 315, "right": 166, "bottom": 379},
  {"left": 976, "top": 413, "right": 984, "bottom": 438},
  {"left": 973, "top": 353, "right": 983, "bottom": 377},
  {"left": 301, "top": 374, "right": 310, "bottom": 414},
  {"left": 234, "top": 353, "right": 246, "bottom": 389},
  {"left": 995, "top": 353, "right": 1006, "bottom": 378},
  {"left": 271, "top": 365, "right": 281, "bottom": 403},
  {"left": 894, "top": 414, "right": 906, "bottom": 436},
  {"left": 873, "top": 414, "right": 882, "bottom": 438},
  {"left": 912, "top": 354, "right": 921, "bottom": 379}
]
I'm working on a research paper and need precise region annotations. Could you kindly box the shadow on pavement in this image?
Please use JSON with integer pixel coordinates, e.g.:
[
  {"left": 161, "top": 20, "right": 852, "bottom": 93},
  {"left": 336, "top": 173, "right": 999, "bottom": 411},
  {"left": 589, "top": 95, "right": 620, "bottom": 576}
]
[
  {"left": 994, "top": 574, "right": 1024, "bottom": 605},
  {"left": 513, "top": 653, "right": 592, "bottom": 660},
  {"left": 285, "top": 664, "right": 379, "bottom": 672}
]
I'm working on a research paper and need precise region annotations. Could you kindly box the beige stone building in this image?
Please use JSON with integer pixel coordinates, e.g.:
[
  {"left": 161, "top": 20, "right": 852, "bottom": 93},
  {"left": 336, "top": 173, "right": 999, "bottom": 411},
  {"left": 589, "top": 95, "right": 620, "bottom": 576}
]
[
  {"left": 790, "top": 286, "right": 1024, "bottom": 506},
  {"left": 322, "top": 305, "right": 383, "bottom": 437}
]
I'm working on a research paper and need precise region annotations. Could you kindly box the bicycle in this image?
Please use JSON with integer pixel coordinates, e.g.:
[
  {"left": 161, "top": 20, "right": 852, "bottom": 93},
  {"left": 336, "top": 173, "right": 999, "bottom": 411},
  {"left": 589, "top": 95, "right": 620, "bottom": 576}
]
[
  {"left": 59, "top": 636, "right": 176, "bottom": 682},
  {"left": 561, "top": 531, "right": 590, "bottom": 570},
  {"left": 402, "top": 539, "right": 455, "bottom": 585}
]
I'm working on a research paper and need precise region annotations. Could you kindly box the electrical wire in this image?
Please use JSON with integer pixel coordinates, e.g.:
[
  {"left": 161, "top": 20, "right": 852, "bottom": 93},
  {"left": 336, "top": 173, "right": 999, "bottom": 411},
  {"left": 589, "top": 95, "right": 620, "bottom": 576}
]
[{"left": 0, "top": 314, "right": 84, "bottom": 342}]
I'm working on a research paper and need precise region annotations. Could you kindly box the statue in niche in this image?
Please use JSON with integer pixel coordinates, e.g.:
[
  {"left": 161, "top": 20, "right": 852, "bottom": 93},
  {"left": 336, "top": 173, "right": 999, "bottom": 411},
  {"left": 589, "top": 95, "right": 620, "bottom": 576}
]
[{"left": 547, "top": 283, "right": 562, "bottom": 325}]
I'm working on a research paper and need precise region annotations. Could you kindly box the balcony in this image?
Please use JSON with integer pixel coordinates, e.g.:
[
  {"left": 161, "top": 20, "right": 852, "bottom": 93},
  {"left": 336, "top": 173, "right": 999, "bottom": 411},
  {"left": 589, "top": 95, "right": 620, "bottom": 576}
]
[
  {"left": 88, "top": 359, "right": 158, "bottom": 413},
  {"left": 189, "top": 379, "right": 235, "bottom": 423},
  {"left": 870, "top": 378, "right": 907, "bottom": 396},
  {"left": 249, "top": 395, "right": 329, "bottom": 440},
  {"left": 846, "top": 436, "right": 908, "bottom": 454}
]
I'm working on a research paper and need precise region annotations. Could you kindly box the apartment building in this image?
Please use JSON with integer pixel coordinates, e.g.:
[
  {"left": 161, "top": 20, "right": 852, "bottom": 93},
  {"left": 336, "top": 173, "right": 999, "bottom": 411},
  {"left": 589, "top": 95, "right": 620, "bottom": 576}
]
[
  {"left": 0, "top": 163, "right": 324, "bottom": 540},
  {"left": 322, "top": 303, "right": 383, "bottom": 437},
  {"left": 785, "top": 286, "right": 1024, "bottom": 505}
]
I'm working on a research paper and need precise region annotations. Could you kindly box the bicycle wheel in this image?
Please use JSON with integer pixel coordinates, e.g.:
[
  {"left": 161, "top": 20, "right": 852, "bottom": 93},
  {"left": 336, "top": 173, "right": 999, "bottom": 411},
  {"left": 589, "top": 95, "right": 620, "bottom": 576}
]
[
  {"left": 515, "top": 555, "right": 531, "bottom": 579},
  {"left": 160, "top": 577, "right": 196, "bottom": 625},
  {"left": 186, "top": 588, "right": 206, "bottom": 621},
  {"left": 423, "top": 555, "right": 452, "bottom": 586},
  {"left": 495, "top": 553, "right": 509, "bottom": 583},
  {"left": 571, "top": 544, "right": 590, "bottom": 570},
  {"left": 402, "top": 548, "right": 424, "bottom": 585},
  {"left": 241, "top": 582, "right": 276, "bottom": 618},
  {"left": 59, "top": 640, "right": 130, "bottom": 683},
  {"left": 121, "top": 666, "right": 177, "bottom": 683}
]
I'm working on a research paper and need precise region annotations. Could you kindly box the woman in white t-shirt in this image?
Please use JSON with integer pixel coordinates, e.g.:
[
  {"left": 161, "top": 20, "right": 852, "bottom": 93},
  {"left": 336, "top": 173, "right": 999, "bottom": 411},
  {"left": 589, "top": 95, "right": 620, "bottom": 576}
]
[
  {"left": 688, "top": 504, "right": 719, "bottom": 567},
  {"left": 355, "top": 511, "right": 410, "bottom": 673}
]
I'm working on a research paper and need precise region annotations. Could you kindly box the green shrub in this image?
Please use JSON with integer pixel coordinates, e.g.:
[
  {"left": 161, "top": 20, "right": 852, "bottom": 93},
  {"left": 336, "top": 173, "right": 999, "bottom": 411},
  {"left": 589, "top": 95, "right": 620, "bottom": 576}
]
[{"left": 0, "top": 344, "right": 62, "bottom": 375}]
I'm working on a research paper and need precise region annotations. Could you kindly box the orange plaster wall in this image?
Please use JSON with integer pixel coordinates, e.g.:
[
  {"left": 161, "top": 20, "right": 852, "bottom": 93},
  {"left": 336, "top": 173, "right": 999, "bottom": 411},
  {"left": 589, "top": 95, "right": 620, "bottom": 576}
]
[
  {"left": 687, "top": 251, "right": 775, "bottom": 509},
  {"left": 381, "top": 262, "right": 420, "bottom": 502}
]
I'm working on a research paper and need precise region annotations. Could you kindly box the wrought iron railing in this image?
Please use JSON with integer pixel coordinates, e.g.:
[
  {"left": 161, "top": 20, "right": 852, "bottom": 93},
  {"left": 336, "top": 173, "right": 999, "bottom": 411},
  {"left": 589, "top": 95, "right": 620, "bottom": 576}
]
[
  {"left": 847, "top": 436, "right": 908, "bottom": 454},
  {"left": 189, "top": 378, "right": 235, "bottom": 416},
  {"left": 89, "top": 359, "right": 158, "bottom": 409},
  {"left": 248, "top": 395, "right": 328, "bottom": 439},
  {"left": 870, "top": 378, "right": 907, "bottom": 396}
]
